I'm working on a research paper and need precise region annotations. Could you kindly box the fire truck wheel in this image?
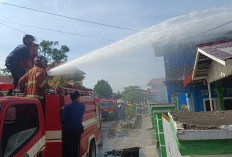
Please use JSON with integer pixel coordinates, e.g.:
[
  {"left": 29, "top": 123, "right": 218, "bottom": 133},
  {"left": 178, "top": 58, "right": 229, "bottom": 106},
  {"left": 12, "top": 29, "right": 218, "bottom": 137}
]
[{"left": 89, "top": 141, "right": 96, "bottom": 157}]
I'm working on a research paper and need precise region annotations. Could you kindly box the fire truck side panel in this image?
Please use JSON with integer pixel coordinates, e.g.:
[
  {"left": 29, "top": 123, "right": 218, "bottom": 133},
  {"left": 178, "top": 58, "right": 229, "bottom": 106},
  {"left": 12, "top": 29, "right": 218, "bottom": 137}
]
[
  {"left": 44, "top": 94, "right": 62, "bottom": 157},
  {"left": 0, "top": 99, "right": 7, "bottom": 144},
  {"left": 80, "top": 123, "right": 97, "bottom": 157},
  {"left": 0, "top": 97, "right": 45, "bottom": 157}
]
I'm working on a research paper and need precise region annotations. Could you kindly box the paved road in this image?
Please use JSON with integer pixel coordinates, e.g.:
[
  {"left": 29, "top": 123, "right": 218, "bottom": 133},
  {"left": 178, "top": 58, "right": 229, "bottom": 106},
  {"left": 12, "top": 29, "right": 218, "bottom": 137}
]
[
  {"left": 97, "top": 120, "right": 118, "bottom": 157},
  {"left": 96, "top": 116, "right": 158, "bottom": 157}
]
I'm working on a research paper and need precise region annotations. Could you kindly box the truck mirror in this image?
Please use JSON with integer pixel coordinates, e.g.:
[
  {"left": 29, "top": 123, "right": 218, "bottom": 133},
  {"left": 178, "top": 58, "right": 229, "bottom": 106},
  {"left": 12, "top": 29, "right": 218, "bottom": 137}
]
[{"left": 5, "top": 106, "right": 16, "bottom": 121}]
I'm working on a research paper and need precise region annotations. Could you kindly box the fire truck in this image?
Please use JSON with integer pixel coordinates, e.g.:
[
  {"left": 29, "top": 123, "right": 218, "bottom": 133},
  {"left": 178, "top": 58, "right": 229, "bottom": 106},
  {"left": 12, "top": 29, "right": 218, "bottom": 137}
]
[
  {"left": 99, "top": 99, "right": 118, "bottom": 120},
  {"left": 0, "top": 83, "right": 102, "bottom": 157}
]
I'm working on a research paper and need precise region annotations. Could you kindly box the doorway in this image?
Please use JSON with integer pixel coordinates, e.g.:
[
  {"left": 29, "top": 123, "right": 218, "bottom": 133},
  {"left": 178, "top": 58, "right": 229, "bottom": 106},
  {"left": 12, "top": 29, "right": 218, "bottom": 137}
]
[
  {"left": 203, "top": 98, "right": 218, "bottom": 111},
  {"left": 224, "top": 98, "right": 232, "bottom": 110}
]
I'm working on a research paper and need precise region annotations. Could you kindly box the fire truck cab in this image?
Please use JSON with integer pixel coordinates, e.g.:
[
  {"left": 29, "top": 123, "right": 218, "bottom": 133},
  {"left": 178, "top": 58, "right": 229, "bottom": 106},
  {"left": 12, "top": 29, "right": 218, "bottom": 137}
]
[
  {"left": 99, "top": 99, "right": 118, "bottom": 120},
  {"left": 0, "top": 83, "right": 102, "bottom": 157}
]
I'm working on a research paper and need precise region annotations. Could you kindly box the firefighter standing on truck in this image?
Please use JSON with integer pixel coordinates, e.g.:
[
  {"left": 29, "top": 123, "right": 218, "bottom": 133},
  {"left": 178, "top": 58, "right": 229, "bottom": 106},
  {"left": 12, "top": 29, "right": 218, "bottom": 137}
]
[
  {"left": 5, "top": 34, "right": 35, "bottom": 96},
  {"left": 61, "top": 90, "right": 86, "bottom": 157},
  {"left": 18, "top": 55, "right": 49, "bottom": 111},
  {"left": 21, "top": 42, "right": 39, "bottom": 71}
]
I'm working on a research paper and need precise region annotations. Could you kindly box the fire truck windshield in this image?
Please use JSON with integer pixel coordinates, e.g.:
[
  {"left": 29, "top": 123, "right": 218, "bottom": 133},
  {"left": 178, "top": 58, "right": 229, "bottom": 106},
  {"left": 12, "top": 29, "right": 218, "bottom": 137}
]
[{"left": 100, "top": 101, "right": 114, "bottom": 107}]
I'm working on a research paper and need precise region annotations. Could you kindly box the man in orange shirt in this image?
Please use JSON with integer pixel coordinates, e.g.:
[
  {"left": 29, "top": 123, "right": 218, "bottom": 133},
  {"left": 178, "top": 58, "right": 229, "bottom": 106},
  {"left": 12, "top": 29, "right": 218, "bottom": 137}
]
[{"left": 19, "top": 55, "right": 49, "bottom": 112}]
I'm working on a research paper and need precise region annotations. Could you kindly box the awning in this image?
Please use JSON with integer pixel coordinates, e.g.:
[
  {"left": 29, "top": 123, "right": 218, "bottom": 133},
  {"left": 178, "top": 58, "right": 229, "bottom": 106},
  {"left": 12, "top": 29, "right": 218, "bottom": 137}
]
[{"left": 183, "top": 70, "right": 193, "bottom": 87}]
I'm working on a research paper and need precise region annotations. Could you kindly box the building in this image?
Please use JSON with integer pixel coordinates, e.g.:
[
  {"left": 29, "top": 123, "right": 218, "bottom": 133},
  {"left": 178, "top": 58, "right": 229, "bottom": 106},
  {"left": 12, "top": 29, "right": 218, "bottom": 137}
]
[
  {"left": 153, "top": 36, "right": 232, "bottom": 112},
  {"left": 160, "top": 40, "right": 232, "bottom": 157},
  {"left": 147, "top": 78, "right": 168, "bottom": 103},
  {"left": 185, "top": 39, "right": 232, "bottom": 111}
]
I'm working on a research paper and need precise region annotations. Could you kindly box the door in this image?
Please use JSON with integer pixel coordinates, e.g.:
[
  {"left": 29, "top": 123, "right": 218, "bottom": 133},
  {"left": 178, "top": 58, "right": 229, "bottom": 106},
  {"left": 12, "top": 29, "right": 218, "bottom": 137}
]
[
  {"left": 224, "top": 98, "right": 232, "bottom": 110},
  {"left": 0, "top": 102, "right": 45, "bottom": 157},
  {"left": 203, "top": 99, "right": 218, "bottom": 111}
]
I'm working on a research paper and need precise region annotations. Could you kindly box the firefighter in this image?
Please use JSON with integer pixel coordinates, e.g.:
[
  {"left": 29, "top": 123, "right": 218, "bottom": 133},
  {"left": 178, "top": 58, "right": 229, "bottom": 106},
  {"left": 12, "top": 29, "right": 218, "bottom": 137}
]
[
  {"left": 5, "top": 34, "right": 35, "bottom": 95},
  {"left": 61, "top": 90, "right": 86, "bottom": 157},
  {"left": 21, "top": 42, "right": 39, "bottom": 71},
  {"left": 18, "top": 55, "right": 49, "bottom": 111}
]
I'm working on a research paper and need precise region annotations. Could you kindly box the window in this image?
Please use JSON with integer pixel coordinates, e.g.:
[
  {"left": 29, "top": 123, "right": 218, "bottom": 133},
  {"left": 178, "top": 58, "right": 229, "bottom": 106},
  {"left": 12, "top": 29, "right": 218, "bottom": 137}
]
[
  {"left": 1, "top": 104, "right": 39, "bottom": 157},
  {"left": 100, "top": 101, "right": 114, "bottom": 107}
]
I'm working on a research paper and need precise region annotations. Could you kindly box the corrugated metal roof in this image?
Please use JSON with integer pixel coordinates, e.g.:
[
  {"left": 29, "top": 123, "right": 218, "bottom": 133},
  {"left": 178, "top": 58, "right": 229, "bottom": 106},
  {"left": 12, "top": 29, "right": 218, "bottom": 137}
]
[
  {"left": 192, "top": 39, "right": 232, "bottom": 82},
  {"left": 198, "top": 39, "right": 232, "bottom": 61}
]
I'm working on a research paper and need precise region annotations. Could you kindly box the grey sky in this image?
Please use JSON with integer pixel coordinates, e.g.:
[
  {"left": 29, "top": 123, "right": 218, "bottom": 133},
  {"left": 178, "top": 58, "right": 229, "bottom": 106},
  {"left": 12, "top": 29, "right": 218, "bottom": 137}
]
[{"left": 1, "top": 0, "right": 232, "bottom": 91}]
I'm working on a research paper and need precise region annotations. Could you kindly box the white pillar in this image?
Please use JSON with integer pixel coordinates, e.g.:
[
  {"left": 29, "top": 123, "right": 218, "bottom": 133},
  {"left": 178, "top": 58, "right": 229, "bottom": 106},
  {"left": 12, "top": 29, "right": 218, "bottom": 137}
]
[{"left": 207, "top": 79, "right": 213, "bottom": 111}]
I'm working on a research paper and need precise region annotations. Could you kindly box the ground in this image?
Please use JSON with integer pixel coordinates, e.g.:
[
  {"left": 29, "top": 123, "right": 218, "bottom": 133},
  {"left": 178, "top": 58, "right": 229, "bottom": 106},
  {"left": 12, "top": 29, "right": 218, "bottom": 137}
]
[{"left": 97, "top": 116, "right": 159, "bottom": 157}]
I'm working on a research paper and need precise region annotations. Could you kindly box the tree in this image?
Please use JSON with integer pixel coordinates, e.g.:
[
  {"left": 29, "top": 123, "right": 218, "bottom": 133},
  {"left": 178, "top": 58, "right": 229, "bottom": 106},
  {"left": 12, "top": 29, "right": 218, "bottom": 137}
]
[
  {"left": 122, "top": 86, "right": 145, "bottom": 104},
  {"left": 0, "top": 70, "right": 4, "bottom": 76},
  {"left": 39, "top": 40, "right": 85, "bottom": 86},
  {"left": 48, "top": 72, "right": 85, "bottom": 87},
  {"left": 94, "top": 79, "right": 112, "bottom": 99},
  {"left": 0, "top": 68, "right": 10, "bottom": 76},
  {"left": 39, "top": 40, "right": 69, "bottom": 64}
]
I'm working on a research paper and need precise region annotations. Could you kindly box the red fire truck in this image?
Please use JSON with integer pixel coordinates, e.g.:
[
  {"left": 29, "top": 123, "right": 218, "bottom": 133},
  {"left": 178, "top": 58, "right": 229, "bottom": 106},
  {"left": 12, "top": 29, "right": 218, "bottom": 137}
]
[
  {"left": 99, "top": 99, "right": 118, "bottom": 120},
  {"left": 0, "top": 83, "right": 102, "bottom": 157}
]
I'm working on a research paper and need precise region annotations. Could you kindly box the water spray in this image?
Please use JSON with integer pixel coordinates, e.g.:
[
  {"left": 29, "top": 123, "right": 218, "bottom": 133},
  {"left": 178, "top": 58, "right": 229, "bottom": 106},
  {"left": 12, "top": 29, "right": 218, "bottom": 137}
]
[{"left": 48, "top": 6, "right": 232, "bottom": 76}]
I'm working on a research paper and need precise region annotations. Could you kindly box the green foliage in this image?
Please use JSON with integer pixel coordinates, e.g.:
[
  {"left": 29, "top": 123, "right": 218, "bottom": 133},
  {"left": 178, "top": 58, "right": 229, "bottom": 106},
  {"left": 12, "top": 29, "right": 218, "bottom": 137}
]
[
  {"left": 48, "top": 72, "right": 85, "bottom": 87},
  {"left": 94, "top": 79, "right": 112, "bottom": 99},
  {"left": 0, "top": 71, "right": 4, "bottom": 76},
  {"left": 125, "top": 103, "right": 137, "bottom": 120},
  {"left": 39, "top": 40, "right": 69, "bottom": 64},
  {"left": 62, "top": 73, "right": 85, "bottom": 86},
  {"left": 122, "top": 86, "right": 145, "bottom": 104},
  {"left": 0, "top": 68, "right": 10, "bottom": 76}
]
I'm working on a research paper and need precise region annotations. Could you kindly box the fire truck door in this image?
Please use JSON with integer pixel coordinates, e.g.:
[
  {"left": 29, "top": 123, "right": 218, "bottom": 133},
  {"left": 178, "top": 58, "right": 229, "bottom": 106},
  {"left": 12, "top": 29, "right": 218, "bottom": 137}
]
[{"left": 0, "top": 102, "right": 45, "bottom": 157}]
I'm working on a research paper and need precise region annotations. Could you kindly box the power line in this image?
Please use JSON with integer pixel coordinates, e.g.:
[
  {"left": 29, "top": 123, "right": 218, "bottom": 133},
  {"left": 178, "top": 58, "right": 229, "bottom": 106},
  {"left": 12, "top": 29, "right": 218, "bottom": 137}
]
[
  {"left": 0, "top": 2, "right": 138, "bottom": 32},
  {"left": 0, "top": 20, "right": 114, "bottom": 41},
  {"left": 200, "top": 20, "right": 232, "bottom": 35},
  {"left": 0, "top": 22, "right": 25, "bottom": 34}
]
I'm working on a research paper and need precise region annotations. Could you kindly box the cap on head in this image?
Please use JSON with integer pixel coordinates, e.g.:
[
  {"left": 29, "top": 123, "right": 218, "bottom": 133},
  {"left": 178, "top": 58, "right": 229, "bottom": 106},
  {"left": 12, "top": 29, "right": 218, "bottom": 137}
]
[
  {"left": 23, "top": 34, "right": 35, "bottom": 46},
  {"left": 70, "top": 90, "right": 80, "bottom": 101},
  {"left": 34, "top": 55, "right": 48, "bottom": 69}
]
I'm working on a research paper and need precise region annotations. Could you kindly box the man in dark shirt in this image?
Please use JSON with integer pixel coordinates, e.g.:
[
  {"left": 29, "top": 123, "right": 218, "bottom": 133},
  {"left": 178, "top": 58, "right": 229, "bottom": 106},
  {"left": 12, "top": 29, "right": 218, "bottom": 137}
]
[
  {"left": 21, "top": 42, "right": 39, "bottom": 71},
  {"left": 61, "top": 90, "right": 86, "bottom": 157},
  {"left": 5, "top": 34, "right": 35, "bottom": 95}
]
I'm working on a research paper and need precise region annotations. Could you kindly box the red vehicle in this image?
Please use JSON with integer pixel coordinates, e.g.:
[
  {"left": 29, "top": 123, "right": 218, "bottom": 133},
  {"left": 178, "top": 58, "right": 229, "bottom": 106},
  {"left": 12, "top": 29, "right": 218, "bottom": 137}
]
[
  {"left": 99, "top": 99, "right": 118, "bottom": 119},
  {"left": 0, "top": 83, "right": 102, "bottom": 157}
]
